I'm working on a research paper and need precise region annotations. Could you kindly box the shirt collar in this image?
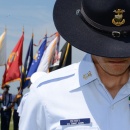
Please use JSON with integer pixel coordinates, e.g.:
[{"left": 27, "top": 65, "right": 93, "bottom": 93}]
[
  {"left": 122, "top": 78, "right": 130, "bottom": 95},
  {"left": 70, "top": 54, "right": 130, "bottom": 97},
  {"left": 36, "top": 54, "right": 99, "bottom": 90},
  {"left": 70, "top": 54, "right": 98, "bottom": 90}
]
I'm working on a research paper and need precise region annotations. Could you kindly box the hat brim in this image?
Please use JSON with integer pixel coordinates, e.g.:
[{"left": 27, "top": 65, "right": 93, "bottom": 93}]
[{"left": 53, "top": 0, "right": 130, "bottom": 58}]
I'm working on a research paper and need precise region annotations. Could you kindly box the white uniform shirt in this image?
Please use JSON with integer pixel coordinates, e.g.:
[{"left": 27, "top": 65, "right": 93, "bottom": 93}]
[
  {"left": 17, "top": 81, "right": 41, "bottom": 116},
  {"left": 19, "top": 54, "right": 130, "bottom": 130},
  {"left": 17, "top": 93, "right": 29, "bottom": 116}
]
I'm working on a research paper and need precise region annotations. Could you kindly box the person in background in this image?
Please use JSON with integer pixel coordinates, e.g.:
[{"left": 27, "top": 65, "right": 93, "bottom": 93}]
[
  {"left": 1, "top": 85, "right": 13, "bottom": 130},
  {"left": 0, "top": 93, "right": 2, "bottom": 119},
  {"left": 19, "top": 0, "right": 130, "bottom": 129},
  {"left": 0, "top": 93, "right": 2, "bottom": 111},
  {"left": 13, "top": 86, "right": 22, "bottom": 130}
]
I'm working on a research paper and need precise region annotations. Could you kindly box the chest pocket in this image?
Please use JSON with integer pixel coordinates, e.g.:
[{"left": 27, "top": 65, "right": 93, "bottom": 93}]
[{"left": 56, "top": 125, "right": 99, "bottom": 130}]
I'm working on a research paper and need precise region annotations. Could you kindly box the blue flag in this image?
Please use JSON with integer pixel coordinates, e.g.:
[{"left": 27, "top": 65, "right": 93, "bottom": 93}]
[
  {"left": 22, "top": 37, "right": 47, "bottom": 88},
  {"left": 21, "top": 35, "right": 34, "bottom": 89}
]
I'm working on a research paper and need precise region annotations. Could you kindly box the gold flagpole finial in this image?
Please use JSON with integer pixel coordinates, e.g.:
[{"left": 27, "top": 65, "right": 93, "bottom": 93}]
[
  {"left": 32, "top": 29, "right": 34, "bottom": 38},
  {"left": 32, "top": 32, "right": 34, "bottom": 38}
]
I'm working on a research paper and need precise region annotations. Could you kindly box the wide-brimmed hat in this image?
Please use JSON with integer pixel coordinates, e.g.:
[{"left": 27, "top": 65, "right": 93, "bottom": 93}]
[{"left": 53, "top": 0, "right": 130, "bottom": 58}]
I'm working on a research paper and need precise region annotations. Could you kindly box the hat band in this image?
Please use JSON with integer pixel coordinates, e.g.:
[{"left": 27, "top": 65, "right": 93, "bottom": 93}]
[{"left": 76, "top": 3, "right": 130, "bottom": 37}]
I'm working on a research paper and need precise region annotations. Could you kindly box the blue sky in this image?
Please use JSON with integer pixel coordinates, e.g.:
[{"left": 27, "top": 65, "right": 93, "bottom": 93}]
[
  {"left": 0, "top": 0, "right": 57, "bottom": 47},
  {"left": 0, "top": 0, "right": 85, "bottom": 94}
]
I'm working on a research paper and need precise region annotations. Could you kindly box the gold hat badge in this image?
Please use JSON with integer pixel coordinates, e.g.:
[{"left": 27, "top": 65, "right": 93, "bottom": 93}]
[{"left": 112, "top": 9, "right": 125, "bottom": 26}]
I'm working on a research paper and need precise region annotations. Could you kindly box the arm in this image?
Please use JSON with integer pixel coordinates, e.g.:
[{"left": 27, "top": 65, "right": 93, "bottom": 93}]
[
  {"left": 7, "top": 102, "right": 14, "bottom": 110},
  {"left": 13, "top": 89, "right": 22, "bottom": 103},
  {"left": 1, "top": 91, "right": 5, "bottom": 101},
  {"left": 19, "top": 88, "right": 46, "bottom": 130}
]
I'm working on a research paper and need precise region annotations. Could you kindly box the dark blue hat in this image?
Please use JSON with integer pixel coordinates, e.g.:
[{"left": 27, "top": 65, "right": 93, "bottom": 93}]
[
  {"left": 53, "top": 0, "right": 130, "bottom": 58},
  {"left": 5, "top": 85, "right": 10, "bottom": 89},
  {"left": 17, "top": 86, "right": 20, "bottom": 90}
]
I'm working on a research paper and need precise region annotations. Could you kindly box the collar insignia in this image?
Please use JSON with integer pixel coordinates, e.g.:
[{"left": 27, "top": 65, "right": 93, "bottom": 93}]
[
  {"left": 112, "top": 9, "right": 125, "bottom": 26},
  {"left": 83, "top": 71, "right": 92, "bottom": 80}
]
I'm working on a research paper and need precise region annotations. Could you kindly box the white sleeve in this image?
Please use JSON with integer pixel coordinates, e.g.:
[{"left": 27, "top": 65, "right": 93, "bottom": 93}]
[
  {"left": 17, "top": 95, "right": 27, "bottom": 117},
  {"left": 19, "top": 88, "right": 46, "bottom": 130}
]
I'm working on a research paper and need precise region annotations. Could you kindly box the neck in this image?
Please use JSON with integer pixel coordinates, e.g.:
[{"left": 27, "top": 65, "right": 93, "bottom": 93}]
[{"left": 95, "top": 64, "right": 129, "bottom": 98}]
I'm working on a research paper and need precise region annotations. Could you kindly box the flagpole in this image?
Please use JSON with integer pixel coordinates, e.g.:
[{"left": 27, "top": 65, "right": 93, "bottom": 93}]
[
  {"left": 20, "top": 28, "right": 24, "bottom": 91},
  {"left": 4, "top": 26, "right": 7, "bottom": 32},
  {"left": 32, "top": 32, "right": 34, "bottom": 38}
]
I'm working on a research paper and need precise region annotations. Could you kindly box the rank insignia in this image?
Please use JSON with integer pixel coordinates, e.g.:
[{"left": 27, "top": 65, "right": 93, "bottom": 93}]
[
  {"left": 83, "top": 71, "right": 92, "bottom": 80},
  {"left": 112, "top": 9, "right": 125, "bottom": 26}
]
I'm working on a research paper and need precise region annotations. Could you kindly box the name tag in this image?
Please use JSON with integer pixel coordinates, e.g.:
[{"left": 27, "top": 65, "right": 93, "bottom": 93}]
[{"left": 60, "top": 118, "right": 90, "bottom": 126}]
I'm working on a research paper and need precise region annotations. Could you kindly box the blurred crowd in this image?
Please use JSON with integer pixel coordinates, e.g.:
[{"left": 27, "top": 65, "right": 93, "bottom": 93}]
[{"left": 0, "top": 85, "right": 23, "bottom": 130}]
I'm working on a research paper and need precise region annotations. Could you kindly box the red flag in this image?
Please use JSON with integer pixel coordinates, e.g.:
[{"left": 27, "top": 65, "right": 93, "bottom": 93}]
[{"left": 2, "top": 33, "right": 24, "bottom": 88}]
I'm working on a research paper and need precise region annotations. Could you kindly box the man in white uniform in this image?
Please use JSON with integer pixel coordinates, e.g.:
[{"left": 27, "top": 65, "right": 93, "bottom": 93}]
[{"left": 19, "top": 0, "right": 130, "bottom": 130}]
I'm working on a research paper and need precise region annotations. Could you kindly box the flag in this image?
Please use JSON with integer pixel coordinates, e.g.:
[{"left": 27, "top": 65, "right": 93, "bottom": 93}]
[
  {"left": 0, "top": 30, "right": 6, "bottom": 66},
  {"left": 21, "top": 34, "right": 34, "bottom": 89},
  {"left": 49, "top": 42, "right": 72, "bottom": 72},
  {"left": 2, "top": 33, "right": 24, "bottom": 88},
  {"left": 22, "top": 36, "right": 47, "bottom": 88},
  {"left": 37, "top": 32, "right": 60, "bottom": 72}
]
